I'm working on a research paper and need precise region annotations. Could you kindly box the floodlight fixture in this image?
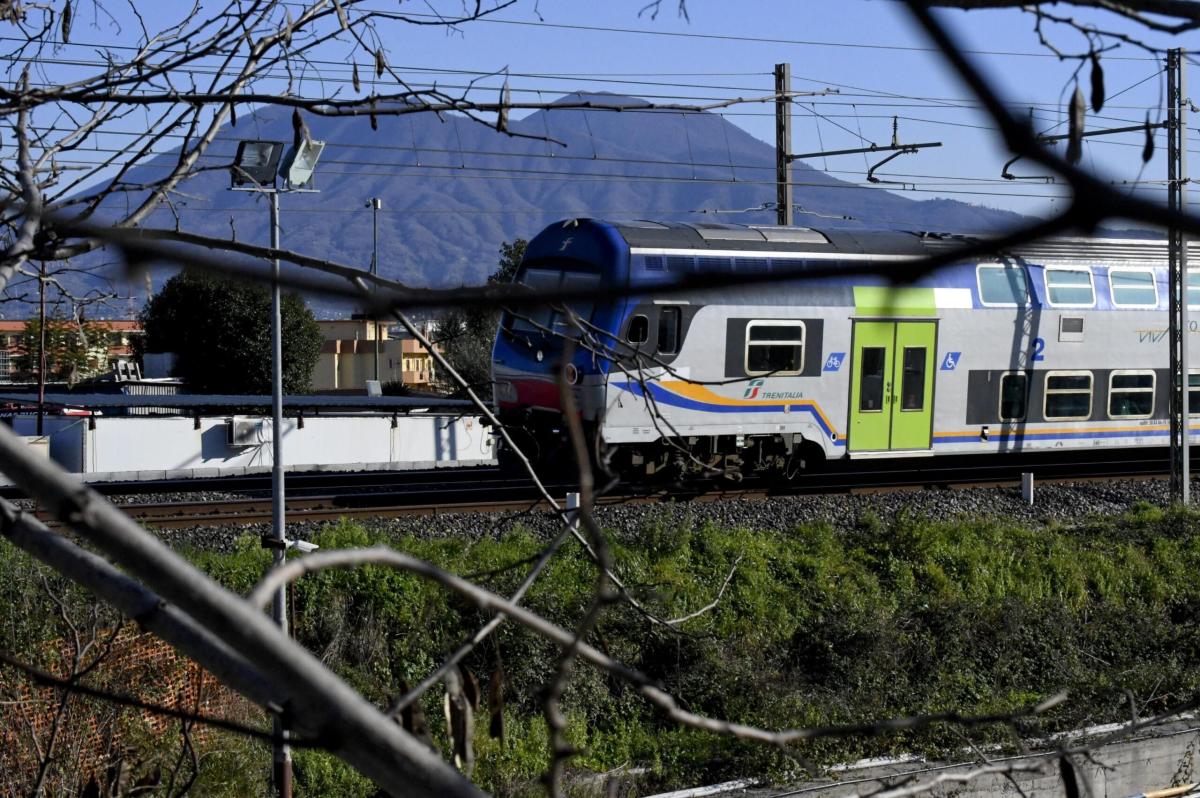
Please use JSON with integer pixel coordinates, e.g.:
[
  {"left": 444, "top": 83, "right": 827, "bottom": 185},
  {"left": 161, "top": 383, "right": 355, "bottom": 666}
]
[
  {"left": 231, "top": 140, "right": 284, "bottom": 187},
  {"left": 282, "top": 138, "right": 326, "bottom": 187},
  {"left": 288, "top": 539, "right": 320, "bottom": 554}
]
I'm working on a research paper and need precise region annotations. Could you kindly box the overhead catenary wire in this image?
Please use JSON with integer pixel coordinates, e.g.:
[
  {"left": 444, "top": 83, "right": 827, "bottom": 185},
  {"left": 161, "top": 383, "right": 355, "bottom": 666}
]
[
  {"left": 262, "top": 4, "right": 1167, "bottom": 61},
  {"left": 31, "top": 130, "right": 1197, "bottom": 205},
  {"left": 47, "top": 159, "right": 1084, "bottom": 200},
  {"left": 3, "top": 38, "right": 1185, "bottom": 217},
  {"left": 0, "top": 50, "right": 1174, "bottom": 115},
  {"left": 0, "top": 11, "right": 1166, "bottom": 62}
]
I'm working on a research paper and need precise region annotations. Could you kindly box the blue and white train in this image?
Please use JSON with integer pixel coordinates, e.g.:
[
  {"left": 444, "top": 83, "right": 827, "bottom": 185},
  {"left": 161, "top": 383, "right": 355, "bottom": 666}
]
[{"left": 491, "top": 218, "right": 1193, "bottom": 479}]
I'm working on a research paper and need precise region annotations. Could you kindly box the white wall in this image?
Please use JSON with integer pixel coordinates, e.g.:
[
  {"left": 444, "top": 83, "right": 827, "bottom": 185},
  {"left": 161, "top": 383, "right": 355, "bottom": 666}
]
[{"left": 10, "top": 413, "right": 494, "bottom": 480}]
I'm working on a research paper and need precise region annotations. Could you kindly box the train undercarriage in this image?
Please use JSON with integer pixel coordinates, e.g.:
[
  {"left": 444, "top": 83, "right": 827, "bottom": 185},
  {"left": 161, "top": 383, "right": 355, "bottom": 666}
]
[{"left": 494, "top": 409, "right": 826, "bottom": 483}]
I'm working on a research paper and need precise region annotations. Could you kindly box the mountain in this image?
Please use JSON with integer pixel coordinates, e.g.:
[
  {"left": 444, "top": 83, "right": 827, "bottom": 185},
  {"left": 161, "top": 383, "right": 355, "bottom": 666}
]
[{"left": 75, "top": 92, "right": 1042, "bottom": 314}]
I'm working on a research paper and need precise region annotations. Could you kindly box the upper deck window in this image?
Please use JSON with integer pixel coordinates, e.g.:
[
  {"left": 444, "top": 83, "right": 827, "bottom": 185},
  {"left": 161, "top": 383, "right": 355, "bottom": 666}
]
[
  {"left": 1188, "top": 270, "right": 1200, "bottom": 309},
  {"left": 1109, "top": 269, "right": 1158, "bottom": 308},
  {"left": 1045, "top": 268, "right": 1095, "bottom": 307},
  {"left": 976, "top": 264, "right": 1029, "bottom": 306}
]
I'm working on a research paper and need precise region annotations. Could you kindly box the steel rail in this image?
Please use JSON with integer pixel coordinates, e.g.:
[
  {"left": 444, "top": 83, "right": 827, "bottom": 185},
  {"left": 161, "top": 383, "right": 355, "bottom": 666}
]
[{"left": 38, "top": 455, "right": 1176, "bottom": 529}]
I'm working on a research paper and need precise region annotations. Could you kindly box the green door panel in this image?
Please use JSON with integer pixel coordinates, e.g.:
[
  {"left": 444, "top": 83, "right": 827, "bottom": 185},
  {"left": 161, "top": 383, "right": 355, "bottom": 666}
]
[
  {"left": 848, "top": 320, "right": 937, "bottom": 452},
  {"left": 890, "top": 321, "right": 936, "bottom": 450},
  {"left": 849, "top": 321, "right": 894, "bottom": 451}
]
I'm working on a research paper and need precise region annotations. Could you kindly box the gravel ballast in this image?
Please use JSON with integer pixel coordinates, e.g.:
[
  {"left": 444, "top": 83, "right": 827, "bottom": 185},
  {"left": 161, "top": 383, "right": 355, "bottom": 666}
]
[{"left": 153, "top": 477, "right": 1179, "bottom": 553}]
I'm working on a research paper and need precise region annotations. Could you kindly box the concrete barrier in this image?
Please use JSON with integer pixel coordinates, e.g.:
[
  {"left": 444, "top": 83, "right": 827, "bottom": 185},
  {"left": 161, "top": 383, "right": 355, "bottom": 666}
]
[{"left": 671, "top": 718, "right": 1200, "bottom": 798}]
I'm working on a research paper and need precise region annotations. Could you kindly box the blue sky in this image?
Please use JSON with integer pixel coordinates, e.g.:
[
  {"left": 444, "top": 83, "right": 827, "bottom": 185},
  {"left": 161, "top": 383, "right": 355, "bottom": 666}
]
[
  {"left": 383, "top": 1, "right": 1190, "bottom": 219},
  {"left": 18, "top": 1, "right": 1200, "bottom": 219}
]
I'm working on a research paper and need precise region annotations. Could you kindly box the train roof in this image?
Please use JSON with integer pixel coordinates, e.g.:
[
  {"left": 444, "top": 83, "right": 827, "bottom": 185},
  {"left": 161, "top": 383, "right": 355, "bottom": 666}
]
[
  {"left": 607, "top": 220, "right": 929, "bottom": 257},
  {"left": 550, "top": 219, "right": 1187, "bottom": 263}
]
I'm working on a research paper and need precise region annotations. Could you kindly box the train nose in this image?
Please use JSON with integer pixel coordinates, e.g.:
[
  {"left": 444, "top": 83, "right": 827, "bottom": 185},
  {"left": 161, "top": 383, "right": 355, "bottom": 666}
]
[{"left": 497, "top": 378, "right": 562, "bottom": 411}]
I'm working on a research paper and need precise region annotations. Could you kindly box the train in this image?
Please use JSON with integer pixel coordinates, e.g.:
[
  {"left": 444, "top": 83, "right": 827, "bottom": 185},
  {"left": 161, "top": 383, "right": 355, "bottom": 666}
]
[{"left": 490, "top": 218, "right": 1193, "bottom": 480}]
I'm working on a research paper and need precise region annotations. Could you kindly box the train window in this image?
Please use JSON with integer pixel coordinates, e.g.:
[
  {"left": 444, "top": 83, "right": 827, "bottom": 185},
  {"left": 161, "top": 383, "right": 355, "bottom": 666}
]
[
  {"left": 899, "top": 348, "right": 927, "bottom": 411},
  {"left": 977, "top": 265, "right": 1029, "bottom": 306},
  {"left": 627, "top": 315, "right": 648, "bottom": 345},
  {"left": 1045, "top": 268, "right": 1095, "bottom": 307},
  {"left": 553, "top": 272, "right": 601, "bottom": 331},
  {"left": 998, "top": 373, "right": 1028, "bottom": 421},
  {"left": 1043, "top": 371, "right": 1093, "bottom": 420},
  {"left": 658, "top": 307, "right": 681, "bottom": 355},
  {"left": 1109, "top": 269, "right": 1158, "bottom": 307},
  {"left": 1189, "top": 270, "right": 1200, "bottom": 309},
  {"left": 745, "top": 321, "right": 805, "bottom": 376},
  {"left": 511, "top": 269, "right": 560, "bottom": 333},
  {"left": 1191, "top": 372, "right": 1200, "bottom": 415},
  {"left": 1108, "top": 371, "right": 1155, "bottom": 419},
  {"left": 859, "top": 347, "right": 886, "bottom": 412},
  {"left": 510, "top": 269, "right": 600, "bottom": 334}
]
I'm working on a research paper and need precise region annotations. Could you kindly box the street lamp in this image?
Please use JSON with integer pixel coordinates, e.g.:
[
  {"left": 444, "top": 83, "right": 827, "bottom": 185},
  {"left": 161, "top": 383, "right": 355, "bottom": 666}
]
[
  {"left": 229, "top": 135, "right": 324, "bottom": 798},
  {"left": 231, "top": 140, "right": 284, "bottom": 185}
]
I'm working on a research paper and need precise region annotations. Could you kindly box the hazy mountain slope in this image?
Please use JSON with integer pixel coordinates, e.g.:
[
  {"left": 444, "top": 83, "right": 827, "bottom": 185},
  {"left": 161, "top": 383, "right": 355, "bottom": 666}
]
[{"left": 81, "top": 92, "right": 1038, "bottom": 313}]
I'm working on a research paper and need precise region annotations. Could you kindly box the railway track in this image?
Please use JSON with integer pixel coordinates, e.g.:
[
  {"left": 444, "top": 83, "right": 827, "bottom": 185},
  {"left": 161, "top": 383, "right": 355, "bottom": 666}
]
[{"left": 33, "top": 450, "right": 1175, "bottom": 529}]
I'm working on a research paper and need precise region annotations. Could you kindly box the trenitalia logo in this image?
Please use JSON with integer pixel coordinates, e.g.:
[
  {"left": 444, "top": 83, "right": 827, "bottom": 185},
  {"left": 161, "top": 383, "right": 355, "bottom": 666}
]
[{"left": 742, "top": 378, "right": 805, "bottom": 401}]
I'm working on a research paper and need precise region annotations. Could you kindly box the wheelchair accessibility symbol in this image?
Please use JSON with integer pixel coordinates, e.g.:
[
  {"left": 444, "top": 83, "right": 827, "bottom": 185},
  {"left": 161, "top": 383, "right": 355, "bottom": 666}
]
[{"left": 940, "top": 352, "right": 961, "bottom": 371}]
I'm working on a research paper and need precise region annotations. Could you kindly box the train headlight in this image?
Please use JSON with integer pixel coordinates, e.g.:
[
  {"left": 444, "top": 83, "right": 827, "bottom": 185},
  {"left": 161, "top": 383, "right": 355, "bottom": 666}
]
[
  {"left": 564, "top": 363, "right": 579, "bottom": 385},
  {"left": 494, "top": 381, "right": 518, "bottom": 403}
]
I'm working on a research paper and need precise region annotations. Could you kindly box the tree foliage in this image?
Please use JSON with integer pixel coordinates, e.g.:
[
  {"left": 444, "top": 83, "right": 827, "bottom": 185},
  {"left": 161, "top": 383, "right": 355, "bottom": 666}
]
[
  {"left": 436, "top": 239, "right": 525, "bottom": 397},
  {"left": 140, "top": 272, "right": 322, "bottom": 394}
]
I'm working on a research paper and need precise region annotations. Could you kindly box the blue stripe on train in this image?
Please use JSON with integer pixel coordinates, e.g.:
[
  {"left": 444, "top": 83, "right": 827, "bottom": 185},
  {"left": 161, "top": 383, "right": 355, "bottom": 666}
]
[
  {"left": 613, "top": 380, "right": 844, "bottom": 445},
  {"left": 932, "top": 427, "right": 1174, "bottom": 445}
]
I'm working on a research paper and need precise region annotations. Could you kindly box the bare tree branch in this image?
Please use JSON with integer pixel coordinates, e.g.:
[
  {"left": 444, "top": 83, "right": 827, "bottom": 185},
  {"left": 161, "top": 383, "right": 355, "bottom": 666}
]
[{"left": 0, "top": 424, "right": 484, "bottom": 798}]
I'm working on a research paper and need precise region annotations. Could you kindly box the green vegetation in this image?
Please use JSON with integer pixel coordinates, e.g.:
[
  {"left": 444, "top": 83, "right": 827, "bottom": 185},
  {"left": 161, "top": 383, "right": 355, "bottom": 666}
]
[
  {"left": 4, "top": 503, "right": 1200, "bottom": 796},
  {"left": 192, "top": 503, "right": 1200, "bottom": 795},
  {"left": 436, "top": 239, "right": 525, "bottom": 397},
  {"left": 140, "top": 270, "right": 323, "bottom": 394}
]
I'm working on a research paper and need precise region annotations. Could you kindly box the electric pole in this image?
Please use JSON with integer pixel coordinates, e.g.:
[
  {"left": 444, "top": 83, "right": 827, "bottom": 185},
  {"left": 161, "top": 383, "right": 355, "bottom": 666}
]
[
  {"left": 1168, "top": 48, "right": 1190, "bottom": 505},
  {"left": 775, "top": 63, "right": 793, "bottom": 227},
  {"left": 36, "top": 263, "right": 45, "bottom": 436},
  {"left": 369, "top": 197, "right": 382, "bottom": 382}
]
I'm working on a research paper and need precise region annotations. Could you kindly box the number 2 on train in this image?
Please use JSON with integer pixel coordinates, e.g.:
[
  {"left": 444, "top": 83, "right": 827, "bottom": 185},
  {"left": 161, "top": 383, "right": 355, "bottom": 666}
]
[{"left": 1031, "top": 337, "right": 1045, "bottom": 362}]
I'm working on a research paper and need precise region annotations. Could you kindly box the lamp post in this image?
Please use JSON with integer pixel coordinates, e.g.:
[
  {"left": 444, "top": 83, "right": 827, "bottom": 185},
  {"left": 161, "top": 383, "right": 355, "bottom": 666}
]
[
  {"left": 367, "top": 197, "right": 382, "bottom": 382},
  {"left": 230, "top": 136, "right": 324, "bottom": 798}
]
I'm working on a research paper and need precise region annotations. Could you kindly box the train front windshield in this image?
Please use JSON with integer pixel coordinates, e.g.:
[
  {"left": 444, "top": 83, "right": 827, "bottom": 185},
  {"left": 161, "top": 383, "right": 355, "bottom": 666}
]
[{"left": 509, "top": 266, "right": 602, "bottom": 335}]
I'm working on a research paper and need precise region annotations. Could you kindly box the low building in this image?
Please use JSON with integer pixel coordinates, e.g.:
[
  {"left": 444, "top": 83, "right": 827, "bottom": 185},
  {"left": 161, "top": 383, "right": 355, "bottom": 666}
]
[
  {"left": 313, "top": 318, "right": 438, "bottom": 392},
  {"left": 0, "top": 320, "right": 143, "bottom": 383}
]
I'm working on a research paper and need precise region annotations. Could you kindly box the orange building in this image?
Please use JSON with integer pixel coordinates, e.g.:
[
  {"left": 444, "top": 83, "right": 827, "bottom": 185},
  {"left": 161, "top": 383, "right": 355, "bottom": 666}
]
[
  {"left": 314, "top": 318, "right": 438, "bottom": 392},
  {"left": 0, "top": 320, "right": 143, "bottom": 383}
]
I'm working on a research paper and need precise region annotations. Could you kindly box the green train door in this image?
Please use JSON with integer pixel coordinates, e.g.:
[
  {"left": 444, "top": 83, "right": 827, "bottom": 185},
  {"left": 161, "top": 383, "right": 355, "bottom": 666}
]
[{"left": 848, "top": 321, "right": 937, "bottom": 452}]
